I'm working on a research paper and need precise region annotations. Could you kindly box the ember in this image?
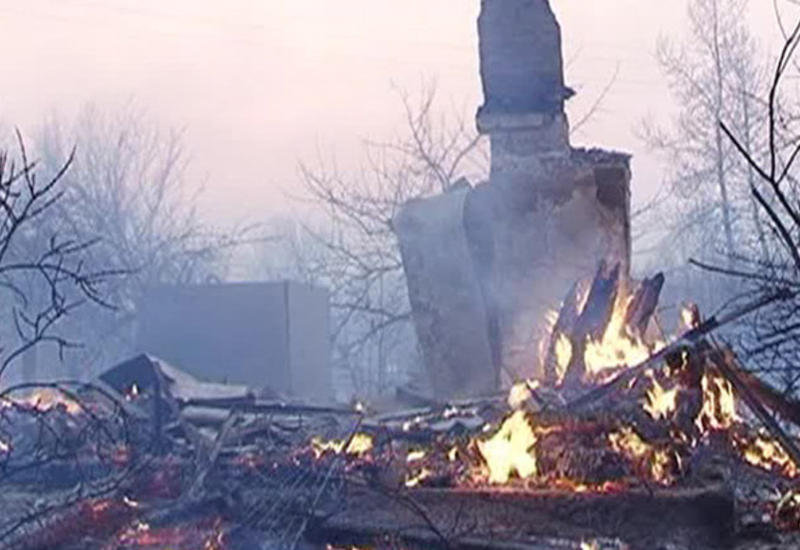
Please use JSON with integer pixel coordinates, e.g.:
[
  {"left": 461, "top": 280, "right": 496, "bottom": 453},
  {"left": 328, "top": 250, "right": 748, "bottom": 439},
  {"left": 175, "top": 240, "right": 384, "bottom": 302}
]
[
  {"left": 311, "top": 432, "right": 374, "bottom": 459},
  {"left": 113, "top": 518, "right": 228, "bottom": 550},
  {"left": 1, "top": 387, "right": 83, "bottom": 415}
]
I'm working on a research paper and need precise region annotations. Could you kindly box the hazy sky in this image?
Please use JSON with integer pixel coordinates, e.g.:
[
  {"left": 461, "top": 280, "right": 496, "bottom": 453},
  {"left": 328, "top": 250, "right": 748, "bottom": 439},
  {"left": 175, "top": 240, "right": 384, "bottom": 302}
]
[{"left": 0, "top": 0, "right": 795, "bottom": 225}]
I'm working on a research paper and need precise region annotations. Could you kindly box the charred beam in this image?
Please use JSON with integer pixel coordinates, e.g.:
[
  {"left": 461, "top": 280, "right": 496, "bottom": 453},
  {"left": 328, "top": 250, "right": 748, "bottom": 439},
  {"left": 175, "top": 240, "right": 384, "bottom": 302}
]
[{"left": 312, "top": 484, "right": 734, "bottom": 550}]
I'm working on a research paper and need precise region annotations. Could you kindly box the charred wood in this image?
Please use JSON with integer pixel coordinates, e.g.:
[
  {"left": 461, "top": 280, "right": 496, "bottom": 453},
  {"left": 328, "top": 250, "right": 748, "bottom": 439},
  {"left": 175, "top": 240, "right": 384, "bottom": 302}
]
[
  {"left": 312, "top": 484, "right": 735, "bottom": 550},
  {"left": 561, "top": 262, "right": 621, "bottom": 390},
  {"left": 624, "top": 273, "right": 664, "bottom": 338}
]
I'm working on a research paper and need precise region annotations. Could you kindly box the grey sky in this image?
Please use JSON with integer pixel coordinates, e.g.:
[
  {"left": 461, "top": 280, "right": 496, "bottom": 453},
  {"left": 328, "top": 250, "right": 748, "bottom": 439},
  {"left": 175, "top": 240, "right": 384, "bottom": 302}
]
[{"left": 0, "top": 1, "right": 796, "bottom": 225}]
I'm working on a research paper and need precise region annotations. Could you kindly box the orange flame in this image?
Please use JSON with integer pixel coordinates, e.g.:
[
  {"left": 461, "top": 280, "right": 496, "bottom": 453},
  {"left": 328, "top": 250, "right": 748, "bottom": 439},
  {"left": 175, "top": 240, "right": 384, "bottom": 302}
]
[
  {"left": 1, "top": 389, "right": 82, "bottom": 415},
  {"left": 311, "top": 433, "right": 373, "bottom": 459},
  {"left": 642, "top": 376, "right": 678, "bottom": 421},
  {"left": 695, "top": 371, "right": 739, "bottom": 432},
  {"left": 554, "top": 332, "right": 573, "bottom": 384},
  {"left": 507, "top": 379, "right": 540, "bottom": 410},
  {"left": 608, "top": 426, "right": 675, "bottom": 485},
  {"left": 477, "top": 410, "right": 538, "bottom": 484},
  {"left": 739, "top": 432, "right": 799, "bottom": 478},
  {"left": 405, "top": 467, "right": 432, "bottom": 488},
  {"left": 584, "top": 294, "right": 661, "bottom": 382},
  {"left": 407, "top": 449, "right": 426, "bottom": 463}
]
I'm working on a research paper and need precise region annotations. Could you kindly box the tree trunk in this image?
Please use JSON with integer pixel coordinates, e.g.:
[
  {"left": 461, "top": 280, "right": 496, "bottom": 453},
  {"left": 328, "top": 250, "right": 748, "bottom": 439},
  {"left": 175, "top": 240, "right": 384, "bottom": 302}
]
[{"left": 711, "top": 0, "right": 736, "bottom": 265}]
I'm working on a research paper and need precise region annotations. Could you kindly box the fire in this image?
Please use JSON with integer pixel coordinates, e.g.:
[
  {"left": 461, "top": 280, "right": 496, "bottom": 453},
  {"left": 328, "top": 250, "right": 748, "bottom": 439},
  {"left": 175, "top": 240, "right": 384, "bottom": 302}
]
[
  {"left": 405, "top": 467, "right": 431, "bottom": 488},
  {"left": 776, "top": 489, "right": 800, "bottom": 529},
  {"left": 311, "top": 433, "right": 373, "bottom": 459},
  {"left": 126, "top": 384, "right": 140, "bottom": 401},
  {"left": 447, "top": 446, "right": 458, "bottom": 461},
  {"left": 650, "top": 449, "right": 676, "bottom": 485},
  {"left": 696, "top": 371, "right": 740, "bottom": 432},
  {"left": 115, "top": 518, "right": 227, "bottom": 549},
  {"left": 477, "top": 410, "right": 538, "bottom": 484},
  {"left": 642, "top": 376, "right": 678, "bottom": 421},
  {"left": 0, "top": 438, "right": 9, "bottom": 454},
  {"left": 407, "top": 449, "right": 426, "bottom": 463},
  {"left": 608, "top": 426, "right": 650, "bottom": 459},
  {"left": 554, "top": 332, "right": 572, "bottom": 383},
  {"left": 739, "top": 433, "right": 799, "bottom": 478},
  {"left": 2, "top": 388, "right": 82, "bottom": 415},
  {"left": 584, "top": 294, "right": 655, "bottom": 382},
  {"left": 681, "top": 304, "right": 700, "bottom": 330},
  {"left": 608, "top": 426, "right": 675, "bottom": 484},
  {"left": 508, "top": 379, "right": 539, "bottom": 409}
]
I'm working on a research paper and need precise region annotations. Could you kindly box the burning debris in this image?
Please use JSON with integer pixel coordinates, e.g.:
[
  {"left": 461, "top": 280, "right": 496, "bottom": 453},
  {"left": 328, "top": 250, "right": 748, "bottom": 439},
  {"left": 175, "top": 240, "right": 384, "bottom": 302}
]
[
  {"left": 2, "top": 2, "right": 800, "bottom": 550},
  {"left": 0, "top": 267, "right": 798, "bottom": 550},
  {"left": 281, "top": 266, "right": 800, "bottom": 549}
]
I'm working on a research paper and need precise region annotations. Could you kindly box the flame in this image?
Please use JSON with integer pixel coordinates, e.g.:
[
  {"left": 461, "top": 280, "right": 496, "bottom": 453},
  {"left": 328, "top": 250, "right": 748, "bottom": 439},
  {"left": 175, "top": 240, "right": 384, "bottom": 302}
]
[
  {"left": 407, "top": 449, "right": 426, "bottom": 463},
  {"left": 775, "top": 488, "right": 800, "bottom": 530},
  {"left": 447, "top": 446, "right": 458, "bottom": 462},
  {"left": 402, "top": 416, "right": 424, "bottom": 432},
  {"left": 3, "top": 389, "right": 82, "bottom": 415},
  {"left": 554, "top": 333, "right": 572, "bottom": 384},
  {"left": 508, "top": 379, "right": 539, "bottom": 409},
  {"left": 650, "top": 449, "right": 676, "bottom": 485},
  {"left": 695, "top": 371, "right": 739, "bottom": 432},
  {"left": 126, "top": 384, "right": 139, "bottom": 401},
  {"left": 609, "top": 426, "right": 650, "bottom": 459},
  {"left": 584, "top": 294, "right": 657, "bottom": 382},
  {"left": 0, "top": 438, "right": 9, "bottom": 454},
  {"left": 477, "top": 410, "right": 538, "bottom": 484},
  {"left": 681, "top": 304, "right": 699, "bottom": 330},
  {"left": 609, "top": 426, "right": 675, "bottom": 484},
  {"left": 740, "top": 433, "right": 799, "bottom": 478},
  {"left": 642, "top": 377, "right": 678, "bottom": 421},
  {"left": 116, "top": 519, "right": 227, "bottom": 549},
  {"left": 204, "top": 519, "right": 226, "bottom": 550},
  {"left": 311, "top": 433, "right": 373, "bottom": 458},
  {"left": 405, "top": 467, "right": 431, "bottom": 488},
  {"left": 122, "top": 496, "right": 140, "bottom": 508}
]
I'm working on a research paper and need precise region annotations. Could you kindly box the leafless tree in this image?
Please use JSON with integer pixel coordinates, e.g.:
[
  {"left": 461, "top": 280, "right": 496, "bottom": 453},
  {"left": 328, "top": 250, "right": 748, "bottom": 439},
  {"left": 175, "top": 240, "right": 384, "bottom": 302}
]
[
  {"left": 33, "top": 104, "right": 249, "bottom": 375},
  {"left": 0, "top": 131, "right": 120, "bottom": 383},
  {"left": 291, "top": 86, "right": 487, "bottom": 397},
  {"left": 273, "top": 68, "right": 624, "bottom": 397},
  {"left": 640, "top": 0, "right": 773, "bottom": 314},
  {"left": 699, "top": 4, "right": 800, "bottom": 394}
]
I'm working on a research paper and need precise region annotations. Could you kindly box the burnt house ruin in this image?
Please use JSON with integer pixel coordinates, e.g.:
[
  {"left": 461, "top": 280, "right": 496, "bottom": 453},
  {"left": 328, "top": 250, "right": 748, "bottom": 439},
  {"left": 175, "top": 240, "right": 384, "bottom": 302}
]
[{"left": 396, "top": 0, "right": 631, "bottom": 400}]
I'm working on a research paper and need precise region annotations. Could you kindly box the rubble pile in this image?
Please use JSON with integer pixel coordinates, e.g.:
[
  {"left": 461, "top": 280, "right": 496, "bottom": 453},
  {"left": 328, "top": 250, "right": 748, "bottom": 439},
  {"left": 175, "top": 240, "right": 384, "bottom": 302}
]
[{"left": 2, "top": 269, "right": 800, "bottom": 549}]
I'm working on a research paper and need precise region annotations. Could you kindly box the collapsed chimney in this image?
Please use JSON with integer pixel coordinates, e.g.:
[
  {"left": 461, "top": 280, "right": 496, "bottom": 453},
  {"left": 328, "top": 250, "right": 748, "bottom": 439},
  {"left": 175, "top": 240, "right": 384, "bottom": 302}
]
[{"left": 395, "top": 0, "right": 631, "bottom": 400}]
